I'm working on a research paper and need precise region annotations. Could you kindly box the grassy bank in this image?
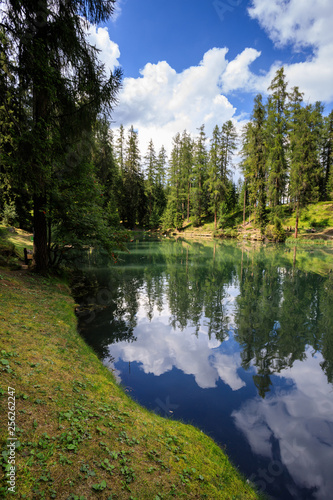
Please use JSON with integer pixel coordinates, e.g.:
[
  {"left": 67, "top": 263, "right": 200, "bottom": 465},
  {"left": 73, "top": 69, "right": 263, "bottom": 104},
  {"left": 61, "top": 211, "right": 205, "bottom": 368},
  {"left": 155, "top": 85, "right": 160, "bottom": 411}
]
[
  {"left": 0, "top": 264, "right": 259, "bottom": 499},
  {"left": 162, "top": 201, "right": 333, "bottom": 243}
]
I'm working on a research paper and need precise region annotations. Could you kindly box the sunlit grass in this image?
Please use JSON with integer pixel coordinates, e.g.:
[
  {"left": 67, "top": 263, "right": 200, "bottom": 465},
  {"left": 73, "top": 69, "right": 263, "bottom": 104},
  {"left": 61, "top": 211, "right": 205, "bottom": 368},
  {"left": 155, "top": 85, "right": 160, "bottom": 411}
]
[
  {"left": 0, "top": 267, "right": 260, "bottom": 499},
  {"left": 0, "top": 224, "right": 33, "bottom": 257}
]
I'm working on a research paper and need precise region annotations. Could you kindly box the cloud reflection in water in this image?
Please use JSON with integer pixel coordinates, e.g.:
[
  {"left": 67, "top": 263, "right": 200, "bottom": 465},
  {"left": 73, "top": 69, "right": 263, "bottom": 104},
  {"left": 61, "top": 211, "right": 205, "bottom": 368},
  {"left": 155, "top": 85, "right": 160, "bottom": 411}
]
[
  {"left": 232, "top": 350, "right": 333, "bottom": 499},
  {"left": 106, "top": 295, "right": 245, "bottom": 391}
]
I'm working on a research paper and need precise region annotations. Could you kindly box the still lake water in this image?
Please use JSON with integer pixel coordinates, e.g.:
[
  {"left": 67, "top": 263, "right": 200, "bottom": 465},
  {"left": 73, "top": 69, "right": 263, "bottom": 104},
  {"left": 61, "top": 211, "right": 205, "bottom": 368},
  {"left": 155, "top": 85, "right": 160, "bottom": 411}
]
[{"left": 78, "top": 239, "right": 333, "bottom": 500}]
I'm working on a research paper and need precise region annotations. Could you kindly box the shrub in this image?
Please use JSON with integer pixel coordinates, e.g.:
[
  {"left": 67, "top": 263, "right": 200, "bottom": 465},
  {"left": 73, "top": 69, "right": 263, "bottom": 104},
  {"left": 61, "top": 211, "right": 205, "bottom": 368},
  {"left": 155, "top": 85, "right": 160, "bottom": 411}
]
[
  {"left": 265, "top": 217, "right": 286, "bottom": 242},
  {"left": 1, "top": 201, "right": 17, "bottom": 226}
]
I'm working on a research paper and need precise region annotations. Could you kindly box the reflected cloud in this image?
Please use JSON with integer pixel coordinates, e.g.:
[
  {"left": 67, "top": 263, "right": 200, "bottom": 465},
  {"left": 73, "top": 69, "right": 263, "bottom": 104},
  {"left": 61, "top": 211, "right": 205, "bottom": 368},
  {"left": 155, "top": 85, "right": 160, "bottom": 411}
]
[
  {"left": 232, "top": 351, "right": 333, "bottom": 499},
  {"left": 106, "top": 316, "right": 245, "bottom": 391}
]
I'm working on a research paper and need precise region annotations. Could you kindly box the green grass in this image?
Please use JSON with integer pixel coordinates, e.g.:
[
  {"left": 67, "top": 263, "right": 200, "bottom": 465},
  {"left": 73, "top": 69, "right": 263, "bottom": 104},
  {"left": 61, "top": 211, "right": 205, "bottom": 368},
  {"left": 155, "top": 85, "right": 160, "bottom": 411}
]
[
  {"left": 0, "top": 224, "right": 33, "bottom": 257},
  {"left": 167, "top": 202, "right": 333, "bottom": 244},
  {"left": 282, "top": 202, "right": 333, "bottom": 231},
  {"left": 0, "top": 266, "right": 260, "bottom": 499}
]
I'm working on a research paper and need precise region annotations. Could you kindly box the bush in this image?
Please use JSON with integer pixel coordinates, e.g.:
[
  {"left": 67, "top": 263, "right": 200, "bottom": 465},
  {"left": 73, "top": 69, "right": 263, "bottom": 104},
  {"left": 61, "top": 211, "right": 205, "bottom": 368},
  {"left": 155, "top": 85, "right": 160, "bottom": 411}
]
[
  {"left": 160, "top": 205, "right": 176, "bottom": 231},
  {"left": 0, "top": 242, "right": 20, "bottom": 268},
  {"left": 1, "top": 201, "right": 17, "bottom": 226},
  {"left": 174, "top": 212, "right": 183, "bottom": 231},
  {"left": 192, "top": 216, "right": 201, "bottom": 227},
  {"left": 265, "top": 217, "right": 286, "bottom": 242}
]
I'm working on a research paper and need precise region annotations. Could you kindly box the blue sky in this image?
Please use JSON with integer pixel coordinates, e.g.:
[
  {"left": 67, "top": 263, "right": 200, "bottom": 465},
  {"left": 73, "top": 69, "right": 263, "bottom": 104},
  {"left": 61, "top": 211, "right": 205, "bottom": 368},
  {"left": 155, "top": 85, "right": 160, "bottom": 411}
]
[{"left": 86, "top": 0, "right": 333, "bottom": 163}]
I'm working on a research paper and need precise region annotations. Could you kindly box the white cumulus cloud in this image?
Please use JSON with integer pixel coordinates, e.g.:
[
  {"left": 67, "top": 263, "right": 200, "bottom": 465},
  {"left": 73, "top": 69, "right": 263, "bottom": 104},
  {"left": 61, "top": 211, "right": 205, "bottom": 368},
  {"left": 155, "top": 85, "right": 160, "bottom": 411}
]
[
  {"left": 111, "top": 47, "right": 240, "bottom": 155},
  {"left": 247, "top": 0, "right": 333, "bottom": 103},
  {"left": 221, "top": 48, "right": 262, "bottom": 93},
  {"left": 248, "top": 0, "right": 333, "bottom": 49},
  {"left": 85, "top": 24, "right": 121, "bottom": 75}
]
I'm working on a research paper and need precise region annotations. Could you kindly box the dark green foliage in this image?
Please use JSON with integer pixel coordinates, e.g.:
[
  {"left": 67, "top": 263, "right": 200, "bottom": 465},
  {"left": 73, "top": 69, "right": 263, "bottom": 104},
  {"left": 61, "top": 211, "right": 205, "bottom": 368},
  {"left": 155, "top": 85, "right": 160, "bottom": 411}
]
[
  {"left": 1, "top": 201, "right": 17, "bottom": 226},
  {"left": 143, "top": 140, "right": 167, "bottom": 228},
  {"left": 121, "top": 126, "right": 146, "bottom": 228},
  {"left": 321, "top": 110, "right": 333, "bottom": 200},
  {"left": 213, "top": 121, "right": 237, "bottom": 228},
  {"left": 192, "top": 125, "right": 208, "bottom": 225},
  {"left": 265, "top": 217, "right": 286, "bottom": 242},
  {"left": 266, "top": 67, "right": 289, "bottom": 208},
  {"left": 0, "top": 0, "right": 122, "bottom": 271},
  {"left": 92, "top": 120, "right": 121, "bottom": 228},
  {"left": 241, "top": 94, "right": 267, "bottom": 229},
  {"left": 289, "top": 94, "right": 323, "bottom": 236}
]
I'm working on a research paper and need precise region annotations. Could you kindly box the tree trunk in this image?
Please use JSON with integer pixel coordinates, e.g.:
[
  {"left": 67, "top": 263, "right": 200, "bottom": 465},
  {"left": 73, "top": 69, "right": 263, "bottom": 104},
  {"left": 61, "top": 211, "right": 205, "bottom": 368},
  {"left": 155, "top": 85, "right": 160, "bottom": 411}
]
[
  {"left": 293, "top": 245, "right": 297, "bottom": 269},
  {"left": 187, "top": 182, "right": 190, "bottom": 222},
  {"left": 32, "top": 1, "right": 49, "bottom": 272},
  {"left": 214, "top": 208, "right": 217, "bottom": 230},
  {"left": 33, "top": 194, "right": 48, "bottom": 273},
  {"left": 243, "top": 186, "right": 246, "bottom": 227},
  {"left": 198, "top": 177, "right": 201, "bottom": 222},
  {"left": 294, "top": 198, "right": 300, "bottom": 239},
  {"left": 47, "top": 215, "right": 52, "bottom": 262}
]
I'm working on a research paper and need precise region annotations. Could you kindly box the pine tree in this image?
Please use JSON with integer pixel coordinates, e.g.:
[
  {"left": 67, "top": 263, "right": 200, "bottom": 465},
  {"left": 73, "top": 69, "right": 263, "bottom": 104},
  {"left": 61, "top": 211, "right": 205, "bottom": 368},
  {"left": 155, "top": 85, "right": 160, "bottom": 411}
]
[
  {"left": 220, "top": 120, "right": 237, "bottom": 226},
  {"left": 250, "top": 95, "right": 267, "bottom": 227},
  {"left": 221, "top": 120, "right": 237, "bottom": 180},
  {"left": 289, "top": 103, "right": 323, "bottom": 237},
  {"left": 192, "top": 125, "right": 208, "bottom": 226},
  {"left": 241, "top": 122, "right": 257, "bottom": 215},
  {"left": 1, "top": 0, "right": 122, "bottom": 271},
  {"left": 93, "top": 119, "right": 120, "bottom": 227},
  {"left": 115, "top": 124, "right": 125, "bottom": 174},
  {"left": 206, "top": 125, "right": 222, "bottom": 229},
  {"left": 156, "top": 145, "right": 167, "bottom": 187},
  {"left": 266, "top": 68, "right": 289, "bottom": 209},
  {"left": 321, "top": 110, "right": 333, "bottom": 199},
  {"left": 123, "top": 126, "right": 145, "bottom": 228},
  {"left": 151, "top": 145, "right": 168, "bottom": 228},
  {"left": 179, "top": 130, "right": 193, "bottom": 222},
  {"left": 164, "top": 133, "right": 183, "bottom": 229},
  {"left": 144, "top": 139, "right": 157, "bottom": 221}
]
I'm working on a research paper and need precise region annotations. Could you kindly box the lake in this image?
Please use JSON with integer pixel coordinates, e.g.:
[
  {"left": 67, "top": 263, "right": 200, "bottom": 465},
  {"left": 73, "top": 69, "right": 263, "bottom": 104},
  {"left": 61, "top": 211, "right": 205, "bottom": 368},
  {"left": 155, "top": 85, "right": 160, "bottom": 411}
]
[{"left": 77, "top": 239, "right": 333, "bottom": 500}]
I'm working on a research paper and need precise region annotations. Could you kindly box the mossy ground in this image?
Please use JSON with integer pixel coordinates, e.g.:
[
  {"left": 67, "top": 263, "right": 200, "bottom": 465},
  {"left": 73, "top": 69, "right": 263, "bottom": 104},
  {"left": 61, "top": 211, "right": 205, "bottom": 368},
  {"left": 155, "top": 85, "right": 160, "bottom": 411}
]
[{"left": 0, "top": 252, "right": 259, "bottom": 500}]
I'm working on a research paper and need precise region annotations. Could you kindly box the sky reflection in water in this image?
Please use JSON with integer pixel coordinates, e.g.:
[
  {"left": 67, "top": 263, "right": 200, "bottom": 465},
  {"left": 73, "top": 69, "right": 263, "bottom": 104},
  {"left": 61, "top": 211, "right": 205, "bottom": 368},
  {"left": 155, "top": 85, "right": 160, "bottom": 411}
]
[{"left": 79, "top": 240, "right": 333, "bottom": 500}]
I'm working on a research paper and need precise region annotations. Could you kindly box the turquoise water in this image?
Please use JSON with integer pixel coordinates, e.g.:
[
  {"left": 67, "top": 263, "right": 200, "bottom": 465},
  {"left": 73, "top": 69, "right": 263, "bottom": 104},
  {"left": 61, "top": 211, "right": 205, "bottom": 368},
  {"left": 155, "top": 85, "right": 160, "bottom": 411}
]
[{"left": 78, "top": 239, "right": 333, "bottom": 500}]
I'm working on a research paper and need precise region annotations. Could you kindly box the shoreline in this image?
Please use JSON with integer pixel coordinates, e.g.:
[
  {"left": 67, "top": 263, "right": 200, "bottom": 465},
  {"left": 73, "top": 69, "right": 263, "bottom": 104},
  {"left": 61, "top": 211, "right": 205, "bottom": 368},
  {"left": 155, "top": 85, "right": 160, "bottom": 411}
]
[{"left": 0, "top": 266, "right": 259, "bottom": 499}]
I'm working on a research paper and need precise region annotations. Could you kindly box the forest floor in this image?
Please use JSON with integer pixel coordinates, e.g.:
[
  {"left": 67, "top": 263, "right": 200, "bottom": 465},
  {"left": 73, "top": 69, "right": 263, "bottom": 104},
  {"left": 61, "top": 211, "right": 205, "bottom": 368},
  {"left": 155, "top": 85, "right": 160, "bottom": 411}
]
[{"left": 0, "top": 232, "right": 260, "bottom": 499}]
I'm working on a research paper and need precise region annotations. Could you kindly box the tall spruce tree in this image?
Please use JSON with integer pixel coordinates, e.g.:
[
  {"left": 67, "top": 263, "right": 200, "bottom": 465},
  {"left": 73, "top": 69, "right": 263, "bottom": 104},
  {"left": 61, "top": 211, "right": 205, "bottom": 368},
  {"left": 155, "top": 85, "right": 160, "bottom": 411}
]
[
  {"left": 206, "top": 125, "right": 223, "bottom": 229},
  {"left": 289, "top": 103, "right": 323, "bottom": 237},
  {"left": 115, "top": 124, "right": 125, "bottom": 174},
  {"left": 321, "top": 110, "right": 333, "bottom": 199},
  {"left": 1, "top": 0, "right": 121, "bottom": 271},
  {"left": 93, "top": 118, "right": 120, "bottom": 227},
  {"left": 221, "top": 120, "right": 237, "bottom": 179},
  {"left": 156, "top": 145, "right": 167, "bottom": 187},
  {"left": 192, "top": 125, "right": 208, "bottom": 226},
  {"left": 144, "top": 139, "right": 157, "bottom": 222},
  {"left": 123, "top": 125, "right": 144, "bottom": 228},
  {"left": 179, "top": 130, "right": 193, "bottom": 222},
  {"left": 241, "top": 95, "right": 267, "bottom": 228},
  {"left": 266, "top": 68, "right": 289, "bottom": 209},
  {"left": 165, "top": 132, "right": 183, "bottom": 229},
  {"left": 151, "top": 145, "right": 167, "bottom": 227}
]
